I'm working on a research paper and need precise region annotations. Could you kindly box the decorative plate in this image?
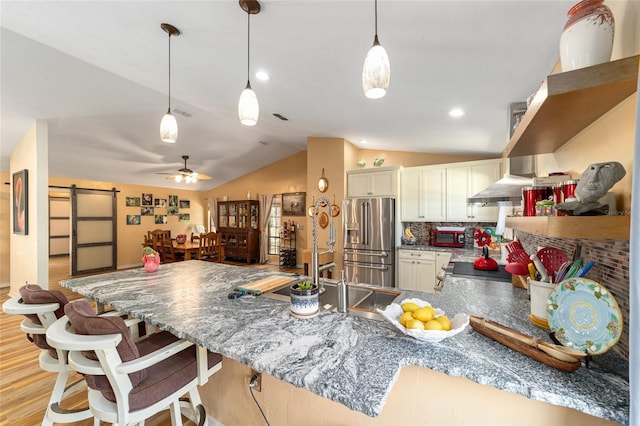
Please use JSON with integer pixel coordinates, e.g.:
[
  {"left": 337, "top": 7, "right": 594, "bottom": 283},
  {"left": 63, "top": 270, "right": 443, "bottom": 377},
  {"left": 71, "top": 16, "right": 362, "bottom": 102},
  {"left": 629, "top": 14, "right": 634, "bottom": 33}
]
[
  {"left": 377, "top": 298, "right": 469, "bottom": 343},
  {"left": 546, "top": 277, "right": 622, "bottom": 355}
]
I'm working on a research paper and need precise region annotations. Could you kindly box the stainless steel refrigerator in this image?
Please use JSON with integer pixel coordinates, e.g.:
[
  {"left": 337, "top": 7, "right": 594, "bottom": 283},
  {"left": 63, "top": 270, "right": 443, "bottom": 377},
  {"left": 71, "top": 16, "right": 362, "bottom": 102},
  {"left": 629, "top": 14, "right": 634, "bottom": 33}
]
[{"left": 343, "top": 197, "right": 395, "bottom": 287}]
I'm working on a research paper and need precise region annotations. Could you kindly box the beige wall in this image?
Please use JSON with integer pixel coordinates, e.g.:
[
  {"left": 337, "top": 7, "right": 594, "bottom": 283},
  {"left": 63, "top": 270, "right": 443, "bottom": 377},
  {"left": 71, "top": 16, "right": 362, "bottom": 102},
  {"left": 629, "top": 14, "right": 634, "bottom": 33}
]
[
  {"left": 349, "top": 150, "right": 492, "bottom": 170},
  {"left": 1, "top": 172, "right": 10, "bottom": 286},
  {"left": 49, "top": 177, "right": 207, "bottom": 269},
  {"left": 9, "top": 120, "right": 49, "bottom": 294},
  {"left": 205, "top": 151, "right": 308, "bottom": 264}
]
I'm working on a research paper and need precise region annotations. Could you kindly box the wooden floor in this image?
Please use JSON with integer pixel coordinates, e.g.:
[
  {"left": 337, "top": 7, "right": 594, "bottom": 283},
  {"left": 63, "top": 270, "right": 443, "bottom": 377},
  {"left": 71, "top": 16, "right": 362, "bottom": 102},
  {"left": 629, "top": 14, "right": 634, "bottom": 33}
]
[{"left": 0, "top": 257, "right": 302, "bottom": 426}]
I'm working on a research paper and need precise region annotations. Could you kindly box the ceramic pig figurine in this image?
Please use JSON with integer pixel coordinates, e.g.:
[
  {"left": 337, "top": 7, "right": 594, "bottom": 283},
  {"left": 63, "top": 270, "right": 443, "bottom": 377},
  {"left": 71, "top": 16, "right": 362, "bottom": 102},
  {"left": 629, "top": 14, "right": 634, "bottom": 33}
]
[{"left": 142, "top": 247, "right": 160, "bottom": 272}]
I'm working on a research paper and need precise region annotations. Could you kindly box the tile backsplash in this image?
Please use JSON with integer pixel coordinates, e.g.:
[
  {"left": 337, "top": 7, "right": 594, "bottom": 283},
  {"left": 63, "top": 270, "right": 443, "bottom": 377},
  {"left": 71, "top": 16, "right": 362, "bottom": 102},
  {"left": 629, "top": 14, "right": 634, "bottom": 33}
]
[{"left": 402, "top": 222, "right": 498, "bottom": 247}]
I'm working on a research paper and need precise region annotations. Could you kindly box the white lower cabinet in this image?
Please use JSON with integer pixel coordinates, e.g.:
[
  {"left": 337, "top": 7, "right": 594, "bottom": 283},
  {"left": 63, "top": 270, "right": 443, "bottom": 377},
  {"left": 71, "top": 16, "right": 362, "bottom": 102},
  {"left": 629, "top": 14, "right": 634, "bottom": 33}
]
[{"left": 397, "top": 250, "right": 437, "bottom": 293}]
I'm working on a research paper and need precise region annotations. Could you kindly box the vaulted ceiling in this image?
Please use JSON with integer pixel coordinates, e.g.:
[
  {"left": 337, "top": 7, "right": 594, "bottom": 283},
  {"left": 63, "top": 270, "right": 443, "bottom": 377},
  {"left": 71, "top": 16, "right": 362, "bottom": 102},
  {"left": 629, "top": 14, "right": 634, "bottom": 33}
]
[{"left": 1, "top": 1, "right": 574, "bottom": 190}]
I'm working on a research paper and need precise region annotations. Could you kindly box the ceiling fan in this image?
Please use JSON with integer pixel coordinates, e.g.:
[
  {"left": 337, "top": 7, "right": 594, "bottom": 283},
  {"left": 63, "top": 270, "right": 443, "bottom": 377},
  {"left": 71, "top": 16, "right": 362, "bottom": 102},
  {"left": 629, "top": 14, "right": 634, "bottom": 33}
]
[{"left": 162, "top": 155, "right": 211, "bottom": 183}]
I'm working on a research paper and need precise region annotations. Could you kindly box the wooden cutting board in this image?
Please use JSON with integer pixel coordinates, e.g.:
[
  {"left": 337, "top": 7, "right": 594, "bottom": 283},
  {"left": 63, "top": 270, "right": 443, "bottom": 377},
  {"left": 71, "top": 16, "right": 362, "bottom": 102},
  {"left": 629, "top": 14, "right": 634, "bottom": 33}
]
[{"left": 236, "top": 276, "right": 297, "bottom": 295}]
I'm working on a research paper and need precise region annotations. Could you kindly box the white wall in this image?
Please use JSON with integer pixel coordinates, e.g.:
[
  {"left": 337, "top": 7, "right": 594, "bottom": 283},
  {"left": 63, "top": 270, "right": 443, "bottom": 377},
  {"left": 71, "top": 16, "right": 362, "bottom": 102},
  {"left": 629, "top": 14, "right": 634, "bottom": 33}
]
[{"left": 10, "top": 120, "right": 49, "bottom": 294}]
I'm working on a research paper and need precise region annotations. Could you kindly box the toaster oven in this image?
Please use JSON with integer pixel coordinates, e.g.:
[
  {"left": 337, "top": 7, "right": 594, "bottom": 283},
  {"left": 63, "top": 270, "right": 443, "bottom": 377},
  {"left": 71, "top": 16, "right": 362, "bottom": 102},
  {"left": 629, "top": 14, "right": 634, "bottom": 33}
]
[{"left": 432, "top": 228, "right": 466, "bottom": 248}]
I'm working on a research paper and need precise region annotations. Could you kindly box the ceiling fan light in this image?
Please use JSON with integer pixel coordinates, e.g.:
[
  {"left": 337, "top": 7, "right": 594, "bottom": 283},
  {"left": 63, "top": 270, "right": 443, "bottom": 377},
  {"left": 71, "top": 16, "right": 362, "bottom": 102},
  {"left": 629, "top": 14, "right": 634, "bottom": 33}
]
[
  {"left": 174, "top": 174, "right": 183, "bottom": 183},
  {"left": 160, "top": 111, "right": 178, "bottom": 143},
  {"left": 185, "top": 176, "right": 192, "bottom": 183},
  {"left": 362, "top": 38, "right": 390, "bottom": 99},
  {"left": 239, "top": 82, "right": 259, "bottom": 126}
]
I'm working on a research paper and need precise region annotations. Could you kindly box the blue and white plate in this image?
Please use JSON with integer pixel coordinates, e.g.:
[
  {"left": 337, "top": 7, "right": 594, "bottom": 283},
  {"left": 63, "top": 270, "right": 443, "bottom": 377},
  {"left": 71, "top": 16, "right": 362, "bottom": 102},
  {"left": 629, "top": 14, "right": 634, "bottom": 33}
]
[{"left": 546, "top": 278, "right": 622, "bottom": 355}]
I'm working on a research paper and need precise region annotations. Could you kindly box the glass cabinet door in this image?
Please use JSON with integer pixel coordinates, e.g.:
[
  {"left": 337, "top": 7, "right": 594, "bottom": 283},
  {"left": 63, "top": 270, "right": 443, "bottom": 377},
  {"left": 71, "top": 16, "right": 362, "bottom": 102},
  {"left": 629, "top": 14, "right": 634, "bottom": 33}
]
[
  {"left": 229, "top": 203, "right": 237, "bottom": 227},
  {"left": 218, "top": 204, "right": 228, "bottom": 228},
  {"left": 251, "top": 204, "right": 258, "bottom": 229}
]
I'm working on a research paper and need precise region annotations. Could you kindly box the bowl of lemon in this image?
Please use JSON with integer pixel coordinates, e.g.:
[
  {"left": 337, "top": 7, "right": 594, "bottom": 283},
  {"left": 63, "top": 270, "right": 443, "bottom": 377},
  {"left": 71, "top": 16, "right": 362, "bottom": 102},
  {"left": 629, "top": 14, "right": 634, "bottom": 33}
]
[{"left": 377, "top": 298, "right": 469, "bottom": 343}]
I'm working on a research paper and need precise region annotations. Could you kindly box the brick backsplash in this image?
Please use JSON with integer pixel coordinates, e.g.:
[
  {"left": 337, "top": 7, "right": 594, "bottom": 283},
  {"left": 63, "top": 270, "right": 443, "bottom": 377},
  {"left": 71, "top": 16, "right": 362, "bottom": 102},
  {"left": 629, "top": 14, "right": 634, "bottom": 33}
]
[{"left": 515, "top": 231, "right": 630, "bottom": 360}]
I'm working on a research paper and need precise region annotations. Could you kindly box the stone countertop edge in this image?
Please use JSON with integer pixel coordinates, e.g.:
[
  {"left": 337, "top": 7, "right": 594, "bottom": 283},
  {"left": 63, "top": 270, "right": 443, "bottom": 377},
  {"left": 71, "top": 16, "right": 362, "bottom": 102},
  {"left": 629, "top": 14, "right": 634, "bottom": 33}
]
[{"left": 59, "top": 260, "right": 629, "bottom": 424}]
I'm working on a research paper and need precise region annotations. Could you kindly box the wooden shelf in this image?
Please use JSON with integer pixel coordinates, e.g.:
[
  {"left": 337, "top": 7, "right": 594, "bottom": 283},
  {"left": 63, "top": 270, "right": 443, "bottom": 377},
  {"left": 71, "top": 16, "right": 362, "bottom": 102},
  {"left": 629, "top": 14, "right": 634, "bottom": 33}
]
[
  {"left": 504, "top": 55, "right": 639, "bottom": 158},
  {"left": 505, "top": 216, "right": 630, "bottom": 240}
]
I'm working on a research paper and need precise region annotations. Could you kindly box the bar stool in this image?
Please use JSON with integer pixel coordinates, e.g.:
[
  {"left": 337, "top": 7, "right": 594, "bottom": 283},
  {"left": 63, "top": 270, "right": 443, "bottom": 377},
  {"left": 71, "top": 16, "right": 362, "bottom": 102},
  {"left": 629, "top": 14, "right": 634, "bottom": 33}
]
[
  {"left": 47, "top": 300, "right": 223, "bottom": 425},
  {"left": 2, "top": 285, "right": 93, "bottom": 425}
]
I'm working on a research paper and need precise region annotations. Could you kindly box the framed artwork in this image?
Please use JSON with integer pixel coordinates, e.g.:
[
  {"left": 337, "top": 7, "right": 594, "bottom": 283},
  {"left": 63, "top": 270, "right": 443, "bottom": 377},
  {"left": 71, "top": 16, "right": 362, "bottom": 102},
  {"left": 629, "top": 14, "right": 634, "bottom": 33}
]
[
  {"left": 155, "top": 198, "right": 167, "bottom": 208},
  {"left": 126, "top": 215, "right": 141, "bottom": 225},
  {"left": 141, "top": 207, "right": 154, "bottom": 216},
  {"left": 168, "top": 206, "right": 179, "bottom": 216},
  {"left": 282, "top": 192, "right": 306, "bottom": 216},
  {"left": 169, "top": 195, "right": 178, "bottom": 207},
  {"left": 180, "top": 200, "right": 190, "bottom": 209},
  {"left": 155, "top": 214, "right": 168, "bottom": 224},
  {"left": 126, "top": 196, "right": 141, "bottom": 207},
  {"left": 12, "top": 169, "right": 28, "bottom": 235},
  {"left": 142, "top": 193, "right": 153, "bottom": 206},
  {"left": 179, "top": 213, "right": 191, "bottom": 222}
]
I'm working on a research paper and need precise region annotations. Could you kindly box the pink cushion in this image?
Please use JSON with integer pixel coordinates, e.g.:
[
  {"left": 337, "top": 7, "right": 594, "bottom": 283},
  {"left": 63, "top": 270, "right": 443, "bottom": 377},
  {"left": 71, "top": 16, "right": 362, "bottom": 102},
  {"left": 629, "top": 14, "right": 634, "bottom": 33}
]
[{"left": 19, "top": 284, "right": 69, "bottom": 359}]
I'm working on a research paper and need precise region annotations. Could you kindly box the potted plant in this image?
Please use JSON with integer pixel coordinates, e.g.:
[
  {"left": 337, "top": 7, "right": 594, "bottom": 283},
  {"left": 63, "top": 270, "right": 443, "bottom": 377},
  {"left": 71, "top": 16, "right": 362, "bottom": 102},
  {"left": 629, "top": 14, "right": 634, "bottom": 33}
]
[
  {"left": 141, "top": 246, "right": 161, "bottom": 272},
  {"left": 290, "top": 280, "right": 319, "bottom": 318}
]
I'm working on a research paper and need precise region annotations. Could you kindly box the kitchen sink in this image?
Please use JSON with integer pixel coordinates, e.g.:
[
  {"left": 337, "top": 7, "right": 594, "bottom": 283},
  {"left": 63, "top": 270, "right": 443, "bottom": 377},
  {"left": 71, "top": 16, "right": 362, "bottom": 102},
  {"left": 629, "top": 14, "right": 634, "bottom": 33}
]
[{"left": 264, "top": 279, "right": 402, "bottom": 320}]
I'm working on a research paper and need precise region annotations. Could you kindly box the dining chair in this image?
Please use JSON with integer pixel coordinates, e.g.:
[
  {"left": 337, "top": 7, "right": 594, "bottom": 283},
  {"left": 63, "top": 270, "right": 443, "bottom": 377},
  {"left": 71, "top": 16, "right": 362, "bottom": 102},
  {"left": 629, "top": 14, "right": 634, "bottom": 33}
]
[
  {"left": 191, "top": 232, "right": 202, "bottom": 243},
  {"left": 198, "top": 232, "right": 224, "bottom": 263},
  {"left": 2, "top": 284, "right": 93, "bottom": 425},
  {"left": 47, "top": 300, "right": 223, "bottom": 426},
  {"left": 160, "top": 236, "right": 183, "bottom": 263}
]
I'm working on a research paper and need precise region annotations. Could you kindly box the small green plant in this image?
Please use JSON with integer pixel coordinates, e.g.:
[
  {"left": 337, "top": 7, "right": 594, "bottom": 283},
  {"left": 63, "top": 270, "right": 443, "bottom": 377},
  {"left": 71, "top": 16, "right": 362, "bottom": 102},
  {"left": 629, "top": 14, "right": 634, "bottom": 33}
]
[{"left": 295, "top": 281, "right": 314, "bottom": 290}]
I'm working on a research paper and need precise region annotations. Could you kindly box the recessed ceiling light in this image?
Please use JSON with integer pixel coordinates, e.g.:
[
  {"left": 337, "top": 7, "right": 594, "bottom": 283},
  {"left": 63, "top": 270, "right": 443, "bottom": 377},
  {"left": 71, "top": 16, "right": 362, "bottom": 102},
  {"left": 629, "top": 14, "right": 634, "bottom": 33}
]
[
  {"left": 360, "top": 139, "right": 368, "bottom": 144},
  {"left": 449, "top": 108, "right": 465, "bottom": 118},
  {"left": 255, "top": 71, "right": 270, "bottom": 81}
]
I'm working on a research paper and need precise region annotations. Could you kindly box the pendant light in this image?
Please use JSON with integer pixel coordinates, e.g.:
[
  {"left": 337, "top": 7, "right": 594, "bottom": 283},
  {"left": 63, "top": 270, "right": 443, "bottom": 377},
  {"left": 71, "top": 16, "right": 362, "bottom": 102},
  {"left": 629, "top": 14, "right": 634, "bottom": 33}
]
[
  {"left": 362, "top": 0, "right": 390, "bottom": 99},
  {"left": 238, "top": 1, "right": 261, "bottom": 126},
  {"left": 160, "top": 23, "right": 180, "bottom": 143}
]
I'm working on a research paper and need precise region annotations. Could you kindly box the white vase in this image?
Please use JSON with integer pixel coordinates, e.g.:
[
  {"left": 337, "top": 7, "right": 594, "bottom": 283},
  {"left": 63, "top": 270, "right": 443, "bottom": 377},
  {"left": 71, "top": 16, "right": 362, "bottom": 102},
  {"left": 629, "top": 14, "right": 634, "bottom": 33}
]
[{"left": 559, "top": 0, "right": 615, "bottom": 72}]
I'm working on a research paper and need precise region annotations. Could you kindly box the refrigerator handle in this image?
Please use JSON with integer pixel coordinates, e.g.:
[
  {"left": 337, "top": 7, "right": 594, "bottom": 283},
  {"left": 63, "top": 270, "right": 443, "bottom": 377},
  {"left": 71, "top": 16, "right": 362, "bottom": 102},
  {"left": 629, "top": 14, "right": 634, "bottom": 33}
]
[{"left": 363, "top": 200, "right": 370, "bottom": 246}]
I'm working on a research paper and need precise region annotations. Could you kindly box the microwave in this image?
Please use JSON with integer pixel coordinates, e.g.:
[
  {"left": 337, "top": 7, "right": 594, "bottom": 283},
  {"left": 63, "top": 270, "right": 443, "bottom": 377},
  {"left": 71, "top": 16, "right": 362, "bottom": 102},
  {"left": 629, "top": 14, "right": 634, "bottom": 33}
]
[{"left": 432, "top": 229, "right": 466, "bottom": 248}]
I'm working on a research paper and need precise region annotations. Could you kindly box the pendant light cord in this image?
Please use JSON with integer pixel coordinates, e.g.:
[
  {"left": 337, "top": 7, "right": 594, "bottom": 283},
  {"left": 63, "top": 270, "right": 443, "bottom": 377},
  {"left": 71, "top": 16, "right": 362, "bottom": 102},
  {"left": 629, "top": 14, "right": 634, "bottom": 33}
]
[
  {"left": 247, "top": 11, "right": 251, "bottom": 83},
  {"left": 374, "top": 0, "right": 378, "bottom": 36},
  {"left": 167, "top": 31, "right": 172, "bottom": 112}
]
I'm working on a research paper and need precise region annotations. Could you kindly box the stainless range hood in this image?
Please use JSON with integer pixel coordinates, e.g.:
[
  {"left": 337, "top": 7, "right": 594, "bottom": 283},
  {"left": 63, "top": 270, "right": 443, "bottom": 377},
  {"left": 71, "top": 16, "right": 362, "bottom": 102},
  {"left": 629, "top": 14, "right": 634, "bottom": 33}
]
[{"left": 467, "top": 156, "right": 535, "bottom": 205}]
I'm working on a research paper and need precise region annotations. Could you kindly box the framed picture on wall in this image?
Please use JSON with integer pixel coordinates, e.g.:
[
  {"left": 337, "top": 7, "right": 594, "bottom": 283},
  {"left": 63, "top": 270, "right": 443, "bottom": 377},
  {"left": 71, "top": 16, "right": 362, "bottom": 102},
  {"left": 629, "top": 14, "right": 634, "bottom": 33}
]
[
  {"left": 169, "top": 195, "right": 178, "bottom": 207},
  {"left": 155, "top": 198, "right": 167, "bottom": 208},
  {"left": 179, "top": 213, "right": 190, "bottom": 222},
  {"left": 142, "top": 193, "right": 153, "bottom": 206},
  {"left": 12, "top": 169, "right": 28, "bottom": 235},
  {"left": 126, "top": 196, "right": 141, "bottom": 207},
  {"left": 180, "top": 200, "right": 190, "bottom": 208},
  {"left": 168, "top": 206, "right": 179, "bottom": 216},
  {"left": 126, "top": 215, "right": 141, "bottom": 225},
  {"left": 141, "top": 207, "right": 154, "bottom": 216},
  {"left": 282, "top": 192, "right": 306, "bottom": 216},
  {"left": 155, "top": 214, "right": 168, "bottom": 224}
]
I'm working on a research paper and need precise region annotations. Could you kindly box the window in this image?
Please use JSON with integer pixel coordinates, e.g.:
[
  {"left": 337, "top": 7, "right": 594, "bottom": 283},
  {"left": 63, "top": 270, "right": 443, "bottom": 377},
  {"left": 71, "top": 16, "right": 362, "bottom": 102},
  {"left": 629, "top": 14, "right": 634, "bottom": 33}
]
[{"left": 268, "top": 196, "right": 282, "bottom": 255}]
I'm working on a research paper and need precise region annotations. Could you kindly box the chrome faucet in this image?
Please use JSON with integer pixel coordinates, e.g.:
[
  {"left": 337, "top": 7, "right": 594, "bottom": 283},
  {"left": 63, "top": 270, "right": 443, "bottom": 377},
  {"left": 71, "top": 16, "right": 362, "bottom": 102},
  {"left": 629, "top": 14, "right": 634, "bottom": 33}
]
[{"left": 311, "top": 195, "right": 336, "bottom": 294}]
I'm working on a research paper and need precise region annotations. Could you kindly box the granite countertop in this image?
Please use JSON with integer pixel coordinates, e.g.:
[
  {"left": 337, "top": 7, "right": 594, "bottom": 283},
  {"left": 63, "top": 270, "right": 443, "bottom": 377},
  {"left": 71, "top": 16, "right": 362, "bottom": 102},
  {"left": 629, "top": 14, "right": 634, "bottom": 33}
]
[{"left": 60, "top": 260, "right": 629, "bottom": 424}]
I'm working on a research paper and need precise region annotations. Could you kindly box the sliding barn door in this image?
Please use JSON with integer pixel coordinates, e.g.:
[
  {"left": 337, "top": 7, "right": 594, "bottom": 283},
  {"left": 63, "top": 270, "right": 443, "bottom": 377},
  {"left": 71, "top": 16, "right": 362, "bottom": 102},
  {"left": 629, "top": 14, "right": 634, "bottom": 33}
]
[{"left": 71, "top": 185, "right": 117, "bottom": 275}]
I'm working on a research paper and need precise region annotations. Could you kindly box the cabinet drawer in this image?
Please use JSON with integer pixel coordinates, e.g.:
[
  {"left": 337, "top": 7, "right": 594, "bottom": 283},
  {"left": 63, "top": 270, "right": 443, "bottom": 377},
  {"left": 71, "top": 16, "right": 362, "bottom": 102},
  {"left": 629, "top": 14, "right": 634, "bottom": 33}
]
[{"left": 398, "top": 250, "right": 435, "bottom": 261}]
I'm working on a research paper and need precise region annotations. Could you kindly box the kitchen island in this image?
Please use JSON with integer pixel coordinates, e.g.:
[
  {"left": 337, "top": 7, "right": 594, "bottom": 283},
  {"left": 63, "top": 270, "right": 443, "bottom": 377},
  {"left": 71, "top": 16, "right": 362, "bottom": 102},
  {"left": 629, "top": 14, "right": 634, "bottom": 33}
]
[{"left": 60, "top": 259, "right": 628, "bottom": 425}]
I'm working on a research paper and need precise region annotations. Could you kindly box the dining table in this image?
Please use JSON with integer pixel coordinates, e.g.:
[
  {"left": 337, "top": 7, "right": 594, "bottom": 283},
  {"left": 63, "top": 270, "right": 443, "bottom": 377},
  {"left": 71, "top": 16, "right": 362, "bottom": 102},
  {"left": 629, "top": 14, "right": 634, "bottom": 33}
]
[{"left": 173, "top": 240, "right": 201, "bottom": 260}]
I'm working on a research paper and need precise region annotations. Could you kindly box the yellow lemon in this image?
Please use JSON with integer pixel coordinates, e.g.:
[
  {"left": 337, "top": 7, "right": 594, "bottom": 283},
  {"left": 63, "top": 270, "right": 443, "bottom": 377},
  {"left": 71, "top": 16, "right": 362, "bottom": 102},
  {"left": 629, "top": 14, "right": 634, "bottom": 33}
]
[
  {"left": 424, "top": 320, "right": 444, "bottom": 331},
  {"left": 399, "top": 311, "right": 414, "bottom": 326},
  {"left": 401, "top": 302, "right": 419, "bottom": 313},
  {"left": 436, "top": 315, "right": 452, "bottom": 331},
  {"left": 412, "top": 307, "right": 434, "bottom": 322},
  {"left": 405, "top": 319, "right": 425, "bottom": 330}
]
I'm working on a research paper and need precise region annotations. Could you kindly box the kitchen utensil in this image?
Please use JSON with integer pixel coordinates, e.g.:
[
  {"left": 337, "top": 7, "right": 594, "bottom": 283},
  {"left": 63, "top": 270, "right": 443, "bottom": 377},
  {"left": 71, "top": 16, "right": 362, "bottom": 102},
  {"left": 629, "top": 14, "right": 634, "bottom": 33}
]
[
  {"left": 528, "top": 263, "right": 537, "bottom": 280},
  {"left": 563, "top": 259, "right": 584, "bottom": 280},
  {"left": 473, "top": 246, "right": 499, "bottom": 271},
  {"left": 330, "top": 195, "right": 341, "bottom": 217},
  {"left": 536, "top": 247, "right": 568, "bottom": 277},
  {"left": 547, "top": 277, "right": 622, "bottom": 355},
  {"left": 530, "top": 254, "right": 549, "bottom": 282},
  {"left": 469, "top": 316, "right": 582, "bottom": 371},
  {"left": 575, "top": 261, "right": 595, "bottom": 277},
  {"left": 507, "top": 249, "right": 530, "bottom": 266},
  {"left": 553, "top": 261, "right": 571, "bottom": 283},
  {"left": 505, "top": 262, "right": 529, "bottom": 288}
]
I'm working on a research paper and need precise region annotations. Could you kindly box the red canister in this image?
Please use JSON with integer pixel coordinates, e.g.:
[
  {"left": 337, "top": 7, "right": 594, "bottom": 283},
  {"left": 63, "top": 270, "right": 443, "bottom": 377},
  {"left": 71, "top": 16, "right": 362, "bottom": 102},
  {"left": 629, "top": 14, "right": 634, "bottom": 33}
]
[
  {"left": 522, "top": 186, "right": 549, "bottom": 216},
  {"left": 562, "top": 180, "right": 580, "bottom": 201}
]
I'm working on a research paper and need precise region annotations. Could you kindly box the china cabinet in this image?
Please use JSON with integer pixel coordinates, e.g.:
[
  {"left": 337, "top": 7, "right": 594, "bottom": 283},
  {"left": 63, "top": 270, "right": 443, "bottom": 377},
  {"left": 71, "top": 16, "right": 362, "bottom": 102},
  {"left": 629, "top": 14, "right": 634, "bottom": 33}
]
[{"left": 217, "top": 200, "right": 260, "bottom": 263}]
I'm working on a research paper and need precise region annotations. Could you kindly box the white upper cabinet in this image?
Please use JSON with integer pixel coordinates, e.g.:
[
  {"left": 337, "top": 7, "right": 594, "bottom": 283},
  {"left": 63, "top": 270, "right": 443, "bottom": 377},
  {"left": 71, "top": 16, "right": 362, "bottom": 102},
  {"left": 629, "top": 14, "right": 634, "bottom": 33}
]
[
  {"left": 347, "top": 167, "right": 399, "bottom": 198},
  {"left": 402, "top": 159, "right": 502, "bottom": 223},
  {"left": 400, "top": 166, "right": 446, "bottom": 222},
  {"left": 446, "top": 160, "right": 502, "bottom": 222}
]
